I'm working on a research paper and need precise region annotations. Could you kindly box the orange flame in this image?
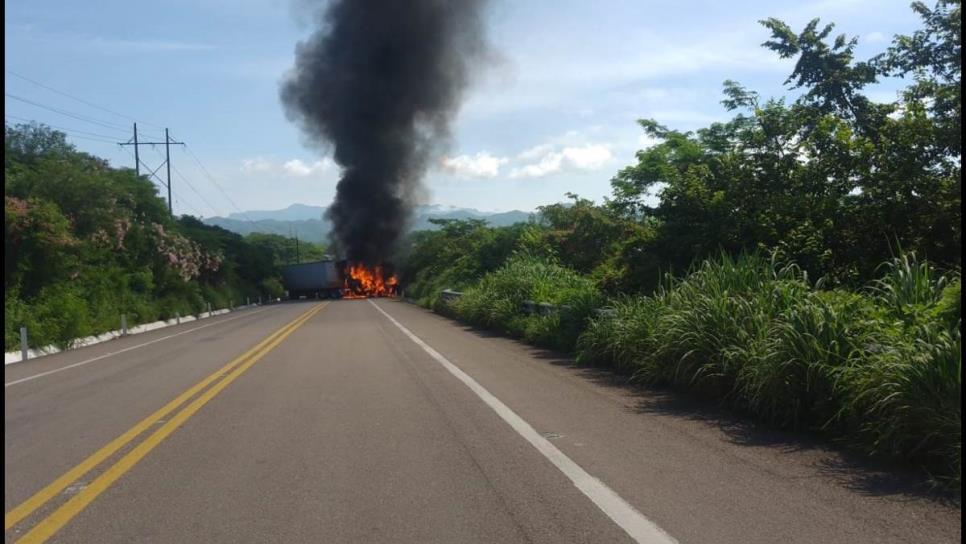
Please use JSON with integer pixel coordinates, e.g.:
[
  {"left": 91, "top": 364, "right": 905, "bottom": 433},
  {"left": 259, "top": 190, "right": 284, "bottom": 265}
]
[{"left": 343, "top": 263, "right": 399, "bottom": 298}]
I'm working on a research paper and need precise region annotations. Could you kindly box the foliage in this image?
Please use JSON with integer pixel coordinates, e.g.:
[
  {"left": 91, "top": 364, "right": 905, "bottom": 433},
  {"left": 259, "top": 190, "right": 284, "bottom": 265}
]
[
  {"left": 3, "top": 122, "right": 296, "bottom": 350},
  {"left": 609, "top": 1, "right": 960, "bottom": 287},
  {"left": 398, "top": 218, "right": 531, "bottom": 309},
  {"left": 575, "top": 253, "right": 961, "bottom": 485},
  {"left": 453, "top": 254, "right": 603, "bottom": 351},
  {"left": 245, "top": 232, "right": 327, "bottom": 266}
]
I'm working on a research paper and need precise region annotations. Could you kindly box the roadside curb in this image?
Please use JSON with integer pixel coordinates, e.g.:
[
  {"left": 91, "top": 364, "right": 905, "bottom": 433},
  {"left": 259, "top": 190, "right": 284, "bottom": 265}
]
[{"left": 5, "top": 306, "right": 257, "bottom": 366}]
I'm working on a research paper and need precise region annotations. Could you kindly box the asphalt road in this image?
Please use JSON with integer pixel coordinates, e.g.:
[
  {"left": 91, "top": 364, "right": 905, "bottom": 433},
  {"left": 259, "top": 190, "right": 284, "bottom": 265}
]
[{"left": 4, "top": 299, "right": 961, "bottom": 543}]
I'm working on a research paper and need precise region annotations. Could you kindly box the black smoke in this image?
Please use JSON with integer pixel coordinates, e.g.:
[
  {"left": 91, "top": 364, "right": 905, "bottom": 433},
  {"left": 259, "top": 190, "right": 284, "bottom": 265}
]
[{"left": 281, "top": 0, "right": 489, "bottom": 264}]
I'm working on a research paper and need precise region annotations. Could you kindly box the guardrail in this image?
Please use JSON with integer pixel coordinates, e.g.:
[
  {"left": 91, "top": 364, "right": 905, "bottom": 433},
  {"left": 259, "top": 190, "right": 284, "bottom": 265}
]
[{"left": 438, "top": 289, "right": 616, "bottom": 318}]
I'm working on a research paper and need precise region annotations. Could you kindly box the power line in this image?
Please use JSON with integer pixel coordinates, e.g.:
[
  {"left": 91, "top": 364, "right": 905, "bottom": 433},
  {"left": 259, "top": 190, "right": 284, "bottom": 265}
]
[
  {"left": 171, "top": 188, "right": 204, "bottom": 217},
  {"left": 178, "top": 141, "right": 255, "bottom": 223},
  {"left": 5, "top": 117, "right": 118, "bottom": 145},
  {"left": 5, "top": 93, "right": 132, "bottom": 134},
  {"left": 6, "top": 70, "right": 166, "bottom": 130},
  {"left": 163, "top": 150, "right": 222, "bottom": 216},
  {"left": 5, "top": 114, "right": 126, "bottom": 142}
]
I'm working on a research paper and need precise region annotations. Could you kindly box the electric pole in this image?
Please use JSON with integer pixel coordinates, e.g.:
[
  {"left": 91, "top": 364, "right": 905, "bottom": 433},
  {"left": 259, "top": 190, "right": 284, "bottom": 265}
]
[
  {"left": 133, "top": 123, "right": 140, "bottom": 178},
  {"left": 119, "top": 124, "right": 184, "bottom": 216},
  {"left": 165, "top": 128, "right": 173, "bottom": 216}
]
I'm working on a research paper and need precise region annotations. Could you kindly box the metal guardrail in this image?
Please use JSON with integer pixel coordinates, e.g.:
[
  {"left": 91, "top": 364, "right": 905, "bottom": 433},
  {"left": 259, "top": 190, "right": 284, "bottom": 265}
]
[{"left": 438, "top": 289, "right": 616, "bottom": 318}]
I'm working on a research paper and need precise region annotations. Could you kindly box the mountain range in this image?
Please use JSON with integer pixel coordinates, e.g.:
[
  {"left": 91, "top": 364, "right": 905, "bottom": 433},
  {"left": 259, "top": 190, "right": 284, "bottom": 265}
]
[{"left": 203, "top": 204, "right": 533, "bottom": 243}]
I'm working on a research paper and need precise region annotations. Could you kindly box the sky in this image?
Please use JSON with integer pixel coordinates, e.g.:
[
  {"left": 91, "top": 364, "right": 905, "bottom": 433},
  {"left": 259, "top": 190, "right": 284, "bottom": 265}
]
[{"left": 4, "top": 0, "right": 924, "bottom": 216}]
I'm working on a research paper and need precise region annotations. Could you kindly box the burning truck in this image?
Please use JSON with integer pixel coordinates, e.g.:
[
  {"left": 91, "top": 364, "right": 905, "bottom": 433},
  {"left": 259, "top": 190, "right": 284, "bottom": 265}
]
[{"left": 281, "top": 259, "right": 398, "bottom": 299}]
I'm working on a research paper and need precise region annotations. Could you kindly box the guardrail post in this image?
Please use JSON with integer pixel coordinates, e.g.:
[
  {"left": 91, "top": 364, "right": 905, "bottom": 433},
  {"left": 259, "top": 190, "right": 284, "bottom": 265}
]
[
  {"left": 121, "top": 314, "right": 128, "bottom": 336},
  {"left": 20, "top": 326, "right": 28, "bottom": 362},
  {"left": 176, "top": 311, "right": 181, "bottom": 325},
  {"left": 207, "top": 301, "right": 212, "bottom": 317},
  {"left": 247, "top": 297, "right": 250, "bottom": 307}
]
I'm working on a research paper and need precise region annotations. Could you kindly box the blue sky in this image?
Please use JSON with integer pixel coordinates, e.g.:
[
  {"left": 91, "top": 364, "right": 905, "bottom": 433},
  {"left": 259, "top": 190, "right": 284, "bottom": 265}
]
[{"left": 5, "top": 0, "right": 922, "bottom": 216}]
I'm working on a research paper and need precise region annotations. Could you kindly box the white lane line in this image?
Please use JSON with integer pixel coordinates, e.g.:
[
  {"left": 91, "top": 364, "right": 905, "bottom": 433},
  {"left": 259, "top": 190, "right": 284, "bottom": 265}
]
[
  {"left": 368, "top": 300, "right": 677, "bottom": 544},
  {"left": 5, "top": 309, "right": 268, "bottom": 387}
]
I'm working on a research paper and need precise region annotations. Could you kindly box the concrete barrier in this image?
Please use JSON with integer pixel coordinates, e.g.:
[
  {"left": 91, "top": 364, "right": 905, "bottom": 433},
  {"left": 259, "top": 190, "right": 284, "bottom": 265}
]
[{"left": 4, "top": 305, "right": 256, "bottom": 365}]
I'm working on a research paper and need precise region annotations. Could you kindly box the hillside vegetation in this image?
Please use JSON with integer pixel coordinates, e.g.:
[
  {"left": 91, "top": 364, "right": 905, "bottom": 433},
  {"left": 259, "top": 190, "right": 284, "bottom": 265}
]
[
  {"left": 401, "top": 2, "right": 962, "bottom": 488},
  {"left": 4, "top": 124, "right": 323, "bottom": 350}
]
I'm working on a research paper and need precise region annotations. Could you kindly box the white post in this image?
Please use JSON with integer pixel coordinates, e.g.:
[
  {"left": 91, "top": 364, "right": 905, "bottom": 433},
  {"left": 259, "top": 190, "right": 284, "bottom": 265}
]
[
  {"left": 176, "top": 311, "right": 181, "bottom": 325},
  {"left": 247, "top": 297, "right": 250, "bottom": 307},
  {"left": 20, "top": 326, "right": 28, "bottom": 362},
  {"left": 121, "top": 314, "right": 128, "bottom": 336},
  {"left": 207, "top": 302, "right": 212, "bottom": 317}
]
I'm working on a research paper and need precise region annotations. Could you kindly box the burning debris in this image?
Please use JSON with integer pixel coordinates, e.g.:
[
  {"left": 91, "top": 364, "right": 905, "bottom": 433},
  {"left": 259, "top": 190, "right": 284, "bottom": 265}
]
[
  {"left": 280, "top": 0, "right": 490, "bottom": 272},
  {"left": 342, "top": 263, "right": 398, "bottom": 299}
]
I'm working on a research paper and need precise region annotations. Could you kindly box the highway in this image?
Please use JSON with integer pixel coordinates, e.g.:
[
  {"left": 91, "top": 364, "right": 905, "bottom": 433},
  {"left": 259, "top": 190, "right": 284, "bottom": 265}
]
[{"left": 4, "top": 299, "right": 961, "bottom": 543}]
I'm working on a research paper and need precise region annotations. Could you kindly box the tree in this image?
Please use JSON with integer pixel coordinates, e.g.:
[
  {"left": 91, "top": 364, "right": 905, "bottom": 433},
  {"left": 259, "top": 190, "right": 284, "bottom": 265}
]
[{"left": 610, "top": 1, "right": 961, "bottom": 285}]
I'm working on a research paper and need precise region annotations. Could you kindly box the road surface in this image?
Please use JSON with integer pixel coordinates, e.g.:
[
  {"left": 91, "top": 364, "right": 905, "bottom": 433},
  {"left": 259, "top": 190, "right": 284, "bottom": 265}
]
[{"left": 4, "top": 299, "right": 961, "bottom": 543}]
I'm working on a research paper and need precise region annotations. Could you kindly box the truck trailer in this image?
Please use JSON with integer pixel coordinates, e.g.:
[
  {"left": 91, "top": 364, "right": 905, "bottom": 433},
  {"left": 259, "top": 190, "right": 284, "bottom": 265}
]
[{"left": 281, "top": 259, "right": 343, "bottom": 299}]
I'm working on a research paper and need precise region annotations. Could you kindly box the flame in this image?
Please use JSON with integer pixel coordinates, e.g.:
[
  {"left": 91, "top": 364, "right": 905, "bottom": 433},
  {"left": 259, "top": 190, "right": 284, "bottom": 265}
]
[{"left": 343, "top": 263, "right": 399, "bottom": 298}]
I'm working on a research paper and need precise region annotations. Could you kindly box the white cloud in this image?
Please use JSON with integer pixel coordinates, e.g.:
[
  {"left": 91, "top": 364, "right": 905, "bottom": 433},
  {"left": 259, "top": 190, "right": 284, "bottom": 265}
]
[
  {"left": 440, "top": 152, "right": 509, "bottom": 178},
  {"left": 510, "top": 143, "right": 612, "bottom": 179},
  {"left": 516, "top": 144, "right": 554, "bottom": 161},
  {"left": 240, "top": 157, "right": 334, "bottom": 177},
  {"left": 241, "top": 157, "right": 272, "bottom": 173},
  {"left": 282, "top": 158, "right": 332, "bottom": 177}
]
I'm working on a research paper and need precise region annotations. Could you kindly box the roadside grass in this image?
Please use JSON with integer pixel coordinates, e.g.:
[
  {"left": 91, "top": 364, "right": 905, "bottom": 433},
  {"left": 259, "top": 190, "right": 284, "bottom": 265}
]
[
  {"left": 454, "top": 253, "right": 603, "bottom": 352},
  {"left": 4, "top": 280, "right": 250, "bottom": 351},
  {"left": 421, "top": 250, "right": 961, "bottom": 489},
  {"left": 574, "top": 252, "right": 961, "bottom": 488}
]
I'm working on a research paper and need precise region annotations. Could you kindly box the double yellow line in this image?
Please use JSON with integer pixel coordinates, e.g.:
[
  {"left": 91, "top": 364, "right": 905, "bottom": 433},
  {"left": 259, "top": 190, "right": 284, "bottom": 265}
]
[{"left": 6, "top": 302, "right": 328, "bottom": 543}]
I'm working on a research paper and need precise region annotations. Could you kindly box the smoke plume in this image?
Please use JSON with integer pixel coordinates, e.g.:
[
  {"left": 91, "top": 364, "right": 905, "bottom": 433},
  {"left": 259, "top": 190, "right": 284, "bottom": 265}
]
[{"left": 281, "top": 0, "right": 489, "bottom": 264}]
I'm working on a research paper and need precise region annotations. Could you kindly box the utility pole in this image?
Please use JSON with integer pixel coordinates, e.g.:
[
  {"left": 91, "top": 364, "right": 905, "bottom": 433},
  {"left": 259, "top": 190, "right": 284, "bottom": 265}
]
[
  {"left": 295, "top": 232, "right": 300, "bottom": 264},
  {"left": 119, "top": 124, "right": 184, "bottom": 216},
  {"left": 165, "top": 128, "right": 173, "bottom": 216},
  {"left": 133, "top": 123, "right": 140, "bottom": 178}
]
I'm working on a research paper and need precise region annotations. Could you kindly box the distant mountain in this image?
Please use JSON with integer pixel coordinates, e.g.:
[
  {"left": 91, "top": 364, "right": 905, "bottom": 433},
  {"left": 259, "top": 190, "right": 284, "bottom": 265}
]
[
  {"left": 204, "top": 204, "right": 532, "bottom": 244},
  {"left": 204, "top": 217, "right": 331, "bottom": 243},
  {"left": 227, "top": 203, "right": 324, "bottom": 222}
]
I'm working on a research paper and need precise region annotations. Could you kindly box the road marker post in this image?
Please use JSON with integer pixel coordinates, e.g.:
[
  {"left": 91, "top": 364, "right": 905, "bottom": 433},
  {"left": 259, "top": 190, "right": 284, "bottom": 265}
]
[
  {"left": 175, "top": 312, "right": 181, "bottom": 325},
  {"left": 120, "top": 315, "right": 128, "bottom": 336},
  {"left": 20, "top": 326, "right": 28, "bottom": 362},
  {"left": 207, "top": 302, "right": 212, "bottom": 317}
]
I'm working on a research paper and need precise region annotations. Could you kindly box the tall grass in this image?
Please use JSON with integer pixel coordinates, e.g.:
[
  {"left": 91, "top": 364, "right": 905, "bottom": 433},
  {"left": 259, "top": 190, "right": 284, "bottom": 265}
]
[
  {"left": 427, "top": 249, "right": 960, "bottom": 486},
  {"left": 453, "top": 254, "right": 602, "bottom": 351},
  {"left": 574, "top": 251, "right": 961, "bottom": 487}
]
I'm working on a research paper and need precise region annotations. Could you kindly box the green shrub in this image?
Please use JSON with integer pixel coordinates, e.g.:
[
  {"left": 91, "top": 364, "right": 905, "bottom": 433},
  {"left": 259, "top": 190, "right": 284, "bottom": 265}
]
[
  {"left": 735, "top": 290, "right": 878, "bottom": 428},
  {"left": 454, "top": 254, "right": 602, "bottom": 350},
  {"left": 577, "top": 296, "right": 663, "bottom": 372},
  {"left": 871, "top": 252, "right": 949, "bottom": 324},
  {"left": 646, "top": 253, "right": 810, "bottom": 396},
  {"left": 27, "top": 284, "right": 93, "bottom": 348},
  {"left": 838, "top": 323, "right": 961, "bottom": 485}
]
